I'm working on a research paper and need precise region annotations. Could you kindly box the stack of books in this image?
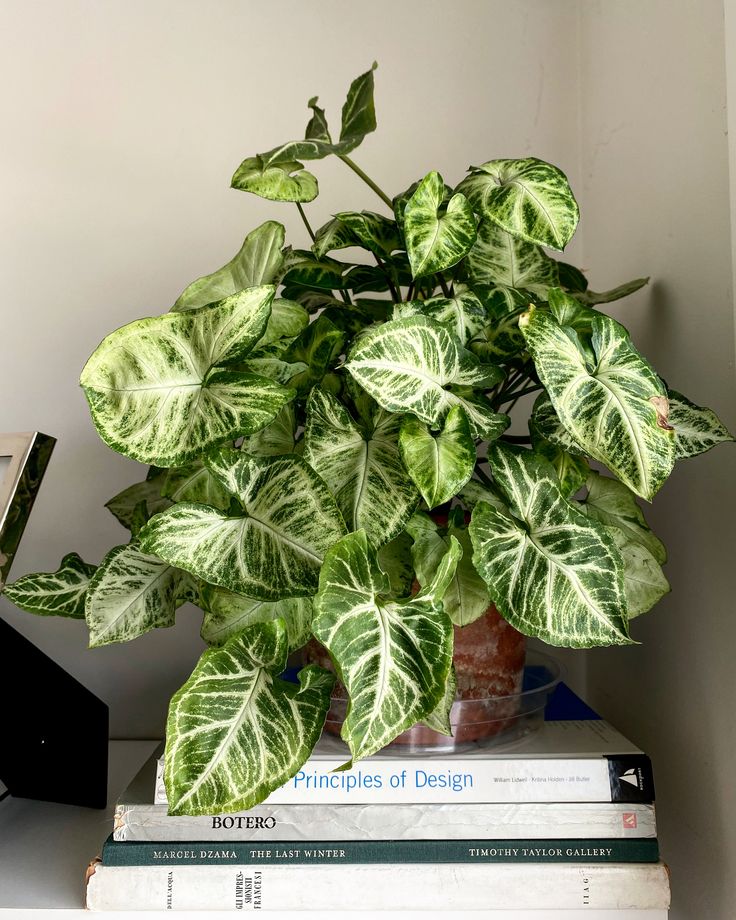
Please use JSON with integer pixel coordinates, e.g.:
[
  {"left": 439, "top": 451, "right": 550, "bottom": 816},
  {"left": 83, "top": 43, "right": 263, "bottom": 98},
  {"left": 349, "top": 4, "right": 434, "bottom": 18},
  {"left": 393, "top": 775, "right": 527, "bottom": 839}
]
[{"left": 85, "top": 687, "right": 671, "bottom": 915}]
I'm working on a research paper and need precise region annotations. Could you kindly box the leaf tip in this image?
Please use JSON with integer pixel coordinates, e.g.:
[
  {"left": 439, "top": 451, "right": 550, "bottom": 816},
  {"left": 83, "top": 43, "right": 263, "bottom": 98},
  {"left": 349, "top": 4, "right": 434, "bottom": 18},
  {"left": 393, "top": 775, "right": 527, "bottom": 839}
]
[
  {"left": 649, "top": 395, "right": 674, "bottom": 432},
  {"left": 518, "top": 304, "right": 536, "bottom": 328}
]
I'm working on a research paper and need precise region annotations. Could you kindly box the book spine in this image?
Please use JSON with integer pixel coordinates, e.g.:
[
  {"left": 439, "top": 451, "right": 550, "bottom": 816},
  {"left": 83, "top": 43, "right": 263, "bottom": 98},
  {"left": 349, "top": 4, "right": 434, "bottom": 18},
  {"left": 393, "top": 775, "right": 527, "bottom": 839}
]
[
  {"left": 102, "top": 836, "right": 659, "bottom": 866},
  {"left": 154, "top": 754, "right": 654, "bottom": 805},
  {"left": 114, "top": 800, "right": 657, "bottom": 842},
  {"left": 85, "top": 862, "right": 671, "bottom": 911}
]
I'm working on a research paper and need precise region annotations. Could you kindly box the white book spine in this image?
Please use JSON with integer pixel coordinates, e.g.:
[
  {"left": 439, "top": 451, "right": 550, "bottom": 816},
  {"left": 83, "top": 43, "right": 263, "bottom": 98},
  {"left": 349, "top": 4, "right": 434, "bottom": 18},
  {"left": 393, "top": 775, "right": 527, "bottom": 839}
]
[
  {"left": 114, "top": 801, "right": 656, "bottom": 842},
  {"left": 153, "top": 756, "right": 635, "bottom": 805},
  {"left": 86, "top": 862, "right": 670, "bottom": 911}
]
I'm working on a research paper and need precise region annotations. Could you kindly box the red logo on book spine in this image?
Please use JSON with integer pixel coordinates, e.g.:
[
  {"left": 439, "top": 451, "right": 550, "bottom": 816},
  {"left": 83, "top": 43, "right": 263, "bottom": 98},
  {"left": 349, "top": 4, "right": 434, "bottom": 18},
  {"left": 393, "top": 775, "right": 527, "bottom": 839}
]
[{"left": 622, "top": 812, "right": 637, "bottom": 829}]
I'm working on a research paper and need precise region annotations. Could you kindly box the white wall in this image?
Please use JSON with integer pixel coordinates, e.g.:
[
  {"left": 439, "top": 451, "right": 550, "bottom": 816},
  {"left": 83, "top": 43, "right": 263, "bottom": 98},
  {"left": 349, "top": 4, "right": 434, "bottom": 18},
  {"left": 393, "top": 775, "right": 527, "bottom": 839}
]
[
  {"left": 0, "top": 0, "right": 583, "bottom": 737},
  {"left": 578, "top": 2, "right": 736, "bottom": 918}
]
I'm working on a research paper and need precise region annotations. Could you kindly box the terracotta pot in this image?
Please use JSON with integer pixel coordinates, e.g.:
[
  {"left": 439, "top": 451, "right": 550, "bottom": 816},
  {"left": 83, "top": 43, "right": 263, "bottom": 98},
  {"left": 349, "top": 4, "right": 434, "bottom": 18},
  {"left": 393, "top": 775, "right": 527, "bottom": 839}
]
[{"left": 304, "top": 604, "right": 527, "bottom": 749}]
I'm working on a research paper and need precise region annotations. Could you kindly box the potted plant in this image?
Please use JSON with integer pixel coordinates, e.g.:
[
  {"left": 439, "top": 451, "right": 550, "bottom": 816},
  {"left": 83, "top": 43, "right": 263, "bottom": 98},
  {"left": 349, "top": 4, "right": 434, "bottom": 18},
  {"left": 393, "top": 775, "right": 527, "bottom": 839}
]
[{"left": 3, "top": 64, "right": 731, "bottom": 816}]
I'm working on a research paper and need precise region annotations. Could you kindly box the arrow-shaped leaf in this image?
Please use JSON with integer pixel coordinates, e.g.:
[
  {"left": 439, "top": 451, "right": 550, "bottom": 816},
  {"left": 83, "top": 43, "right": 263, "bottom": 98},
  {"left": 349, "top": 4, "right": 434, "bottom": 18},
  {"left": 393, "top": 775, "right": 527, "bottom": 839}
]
[
  {"left": 578, "top": 471, "right": 666, "bottom": 564},
  {"left": 85, "top": 544, "right": 190, "bottom": 647},
  {"left": 304, "top": 389, "right": 418, "bottom": 547},
  {"left": 139, "top": 452, "right": 346, "bottom": 600},
  {"left": 313, "top": 530, "right": 460, "bottom": 764},
  {"left": 607, "top": 527, "right": 669, "bottom": 619},
  {"left": 399, "top": 406, "right": 477, "bottom": 509},
  {"left": 3, "top": 552, "right": 95, "bottom": 618},
  {"left": 344, "top": 315, "right": 505, "bottom": 438},
  {"left": 165, "top": 621, "right": 334, "bottom": 815},
  {"left": 81, "top": 287, "right": 295, "bottom": 466},
  {"left": 520, "top": 307, "right": 675, "bottom": 500},
  {"left": 668, "top": 389, "right": 734, "bottom": 459},
  {"left": 173, "top": 222, "right": 286, "bottom": 312},
  {"left": 394, "top": 288, "right": 488, "bottom": 345},
  {"left": 470, "top": 444, "right": 631, "bottom": 647},
  {"left": 404, "top": 172, "right": 476, "bottom": 278},
  {"left": 199, "top": 583, "right": 312, "bottom": 650},
  {"left": 458, "top": 157, "right": 579, "bottom": 251},
  {"left": 231, "top": 157, "right": 318, "bottom": 202},
  {"left": 464, "top": 220, "right": 559, "bottom": 295},
  {"left": 408, "top": 509, "right": 491, "bottom": 627}
]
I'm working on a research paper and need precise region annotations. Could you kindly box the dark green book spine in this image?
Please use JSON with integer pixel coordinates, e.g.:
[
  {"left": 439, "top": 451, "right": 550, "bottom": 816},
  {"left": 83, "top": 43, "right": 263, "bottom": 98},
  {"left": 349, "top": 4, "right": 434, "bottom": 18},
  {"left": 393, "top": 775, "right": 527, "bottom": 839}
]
[{"left": 102, "top": 835, "right": 659, "bottom": 866}]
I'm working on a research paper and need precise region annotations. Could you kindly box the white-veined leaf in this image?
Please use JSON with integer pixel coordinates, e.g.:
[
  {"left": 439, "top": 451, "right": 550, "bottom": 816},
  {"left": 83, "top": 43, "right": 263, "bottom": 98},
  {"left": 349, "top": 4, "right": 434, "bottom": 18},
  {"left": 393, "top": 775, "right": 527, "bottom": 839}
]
[
  {"left": 404, "top": 171, "right": 476, "bottom": 278},
  {"left": 464, "top": 220, "right": 559, "bottom": 295},
  {"left": 3, "top": 553, "right": 95, "bottom": 618},
  {"left": 312, "top": 217, "right": 360, "bottom": 259},
  {"left": 667, "top": 389, "right": 734, "bottom": 459},
  {"left": 607, "top": 527, "right": 669, "bottom": 619},
  {"left": 344, "top": 315, "right": 506, "bottom": 438},
  {"left": 105, "top": 472, "right": 172, "bottom": 530},
  {"left": 85, "top": 544, "right": 189, "bottom": 647},
  {"left": 458, "top": 157, "right": 579, "bottom": 250},
  {"left": 231, "top": 157, "right": 318, "bottom": 202},
  {"left": 303, "top": 389, "right": 418, "bottom": 547},
  {"left": 375, "top": 530, "right": 415, "bottom": 597},
  {"left": 312, "top": 530, "right": 460, "bottom": 764},
  {"left": 578, "top": 471, "right": 666, "bottom": 564},
  {"left": 255, "top": 299, "right": 309, "bottom": 349},
  {"left": 162, "top": 459, "right": 232, "bottom": 510},
  {"left": 408, "top": 509, "right": 491, "bottom": 627},
  {"left": 81, "top": 287, "right": 295, "bottom": 466},
  {"left": 529, "top": 392, "right": 585, "bottom": 456},
  {"left": 520, "top": 307, "right": 675, "bottom": 500},
  {"left": 199, "top": 582, "right": 312, "bottom": 650},
  {"left": 333, "top": 210, "right": 400, "bottom": 258},
  {"left": 139, "top": 452, "right": 346, "bottom": 600},
  {"left": 173, "top": 222, "right": 285, "bottom": 312},
  {"left": 394, "top": 287, "right": 488, "bottom": 344},
  {"left": 399, "top": 406, "right": 477, "bottom": 509},
  {"left": 165, "top": 621, "right": 334, "bottom": 815},
  {"left": 240, "top": 404, "right": 296, "bottom": 457},
  {"left": 470, "top": 444, "right": 631, "bottom": 647},
  {"left": 420, "top": 667, "right": 457, "bottom": 735}
]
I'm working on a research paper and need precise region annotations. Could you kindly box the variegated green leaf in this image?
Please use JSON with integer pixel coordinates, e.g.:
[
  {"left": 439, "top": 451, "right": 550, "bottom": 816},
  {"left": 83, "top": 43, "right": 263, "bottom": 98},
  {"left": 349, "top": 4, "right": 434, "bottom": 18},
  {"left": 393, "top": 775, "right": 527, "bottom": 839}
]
[
  {"left": 607, "top": 528, "right": 669, "bottom": 619},
  {"left": 173, "top": 222, "right": 285, "bottom": 312},
  {"left": 529, "top": 392, "right": 584, "bottom": 456},
  {"left": 304, "top": 388, "right": 418, "bottom": 546},
  {"left": 81, "top": 287, "right": 295, "bottom": 466},
  {"left": 105, "top": 472, "right": 172, "bottom": 530},
  {"left": 3, "top": 552, "right": 96, "bottom": 618},
  {"left": 408, "top": 509, "right": 490, "bottom": 627},
  {"left": 344, "top": 316, "right": 506, "bottom": 438},
  {"left": 165, "top": 622, "right": 334, "bottom": 815},
  {"left": 240, "top": 404, "right": 296, "bottom": 457},
  {"left": 313, "top": 530, "right": 460, "bottom": 764},
  {"left": 281, "top": 251, "right": 351, "bottom": 290},
  {"left": 547, "top": 287, "right": 598, "bottom": 333},
  {"left": 470, "top": 444, "right": 630, "bottom": 647},
  {"left": 162, "top": 460, "right": 232, "bottom": 511},
  {"left": 457, "top": 477, "right": 508, "bottom": 512},
  {"left": 404, "top": 171, "right": 476, "bottom": 278},
  {"left": 231, "top": 157, "right": 318, "bottom": 203},
  {"left": 579, "top": 471, "right": 666, "bottom": 564},
  {"left": 85, "top": 544, "right": 189, "bottom": 647},
  {"left": 239, "top": 356, "right": 308, "bottom": 387},
  {"left": 468, "top": 291, "right": 527, "bottom": 363},
  {"left": 255, "top": 299, "right": 309, "bottom": 349},
  {"left": 139, "top": 452, "right": 346, "bottom": 600},
  {"left": 667, "top": 389, "right": 734, "bottom": 459},
  {"left": 283, "top": 315, "right": 346, "bottom": 393},
  {"left": 312, "top": 217, "right": 359, "bottom": 259},
  {"left": 334, "top": 211, "right": 400, "bottom": 258},
  {"left": 464, "top": 220, "right": 559, "bottom": 295},
  {"left": 394, "top": 288, "right": 488, "bottom": 344},
  {"left": 399, "top": 406, "right": 477, "bottom": 509},
  {"left": 199, "top": 583, "right": 312, "bottom": 650},
  {"left": 376, "top": 530, "right": 415, "bottom": 597},
  {"left": 529, "top": 406, "right": 589, "bottom": 498},
  {"left": 421, "top": 667, "right": 457, "bottom": 735},
  {"left": 520, "top": 307, "right": 675, "bottom": 500},
  {"left": 577, "top": 277, "right": 649, "bottom": 305},
  {"left": 458, "top": 157, "right": 579, "bottom": 251},
  {"left": 338, "top": 62, "right": 378, "bottom": 148}
]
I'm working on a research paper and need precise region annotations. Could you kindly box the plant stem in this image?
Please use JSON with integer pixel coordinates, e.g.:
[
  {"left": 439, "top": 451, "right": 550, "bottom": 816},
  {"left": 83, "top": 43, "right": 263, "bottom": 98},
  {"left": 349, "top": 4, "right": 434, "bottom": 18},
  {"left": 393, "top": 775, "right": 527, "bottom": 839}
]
[
  {"left": 405, "top": 282, "right": 415, "bottom": 302},
  {"left": 438, "top": 275, "right": 452, "bottom": 298},
  {"left": 296, "top": 202, "right": 316, "bottom": 242},
  {"left": 339, "top": 155, "right": 394, "bottom": 209},
  {"left": 501, "top": 434, "right": 533, "bottom": 444},
  {"left": 374, "top": 254, "right": 400, "bottom": 303},
  {"left": 500, "top": 385, "right": 542, "bottom": 406}
]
